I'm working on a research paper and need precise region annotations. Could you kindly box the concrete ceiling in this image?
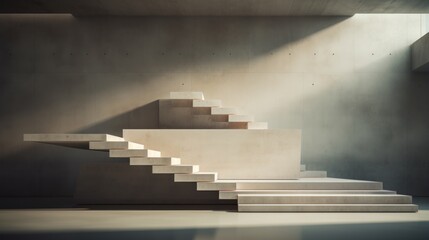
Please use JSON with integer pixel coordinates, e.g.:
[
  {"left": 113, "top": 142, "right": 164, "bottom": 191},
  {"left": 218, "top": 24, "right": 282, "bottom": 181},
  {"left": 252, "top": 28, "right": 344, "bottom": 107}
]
[{"left": 1, "top": 0, "right": 429, "bottom": 16}]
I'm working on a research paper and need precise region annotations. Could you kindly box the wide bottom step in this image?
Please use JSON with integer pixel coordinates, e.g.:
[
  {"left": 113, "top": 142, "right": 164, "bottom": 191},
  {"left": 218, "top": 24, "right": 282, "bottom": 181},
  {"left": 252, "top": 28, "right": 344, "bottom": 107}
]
[
  {"left": 238, "top": 194, "right": 412, "bottom": 204},
  {"left": 238, "top": 204, "right": 418, "bottom": 212},
  {"left": 220, "top": 190, "right": 396, "bottom": 200}
]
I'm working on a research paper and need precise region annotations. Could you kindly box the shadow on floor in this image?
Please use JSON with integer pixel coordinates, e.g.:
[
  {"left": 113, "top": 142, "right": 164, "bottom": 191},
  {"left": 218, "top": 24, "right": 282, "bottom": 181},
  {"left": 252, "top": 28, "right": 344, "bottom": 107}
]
[{"left": 0, "top": 221, "right": 428, "bottom": 240}]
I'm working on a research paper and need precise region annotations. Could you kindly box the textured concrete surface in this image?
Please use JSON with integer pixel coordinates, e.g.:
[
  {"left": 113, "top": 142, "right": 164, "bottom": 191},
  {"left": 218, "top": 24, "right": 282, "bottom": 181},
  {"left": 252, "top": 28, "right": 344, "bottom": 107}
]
[
  {"left": 2, "top": 0, "right": 429, "bottom": 15},
  {"left": 124, "top": 129, "right": 301, "bottom": 179},
  {"left": 1, "top": 14, "right": 429, "bottom": 199},
  {"left": 411, "top": 32, "right": 429, "bottom": 71}
]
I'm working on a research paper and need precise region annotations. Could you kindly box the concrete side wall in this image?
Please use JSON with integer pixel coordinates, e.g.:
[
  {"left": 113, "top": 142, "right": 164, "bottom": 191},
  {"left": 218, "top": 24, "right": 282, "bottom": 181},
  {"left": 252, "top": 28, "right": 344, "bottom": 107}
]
[
  {"left": 412, "top": 32, "right": 429, "bottom": 71},
  {"left": 1, "top": 14, "right": 429, "bottom": 198},
  {"left": 123, "top": 129, "right": 301, "bottom": 179}
]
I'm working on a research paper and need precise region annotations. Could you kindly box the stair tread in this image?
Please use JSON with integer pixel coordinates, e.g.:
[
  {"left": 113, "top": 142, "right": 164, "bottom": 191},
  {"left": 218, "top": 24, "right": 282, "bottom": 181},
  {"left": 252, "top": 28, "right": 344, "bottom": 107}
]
[
  {"left": 238, "top": 193, "right": 408, "bottom": 197},
  {"left": 239, "top": 203, "right": 418, "bottom": 206},
  {"left": 238, "top": 203, "right": 418, "bottom": 212},
  {"left": 90, "top": 141, "right": 144, "bottom": 150},
  {"left": 223, "top": 190, "right": 395, "bottom": 193},
  {"left": 213, "top": 178, "right": 380, "bottom": 183},
  {"left": 24, "top": 133, "right": 124, "bottom": 142},
  {"left": 177, "top": 172, "right": 216, "bottom": 174}
]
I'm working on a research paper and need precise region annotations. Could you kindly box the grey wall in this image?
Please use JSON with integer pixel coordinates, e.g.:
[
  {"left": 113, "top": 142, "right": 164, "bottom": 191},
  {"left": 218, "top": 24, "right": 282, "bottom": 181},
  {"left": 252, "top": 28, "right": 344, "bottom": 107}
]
[
  {"left": 412, "top": 32, "right": 429, "bottom": 71},
  {"left": 1, "top": 14, "right": 428, "bottom": 199}
]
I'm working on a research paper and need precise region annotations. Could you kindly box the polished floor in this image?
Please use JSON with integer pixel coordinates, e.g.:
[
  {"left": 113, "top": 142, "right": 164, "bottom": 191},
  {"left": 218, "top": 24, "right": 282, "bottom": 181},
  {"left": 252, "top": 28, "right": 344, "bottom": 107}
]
[{"left": 0, "top": 198, "right": 428, "bottom": 240}]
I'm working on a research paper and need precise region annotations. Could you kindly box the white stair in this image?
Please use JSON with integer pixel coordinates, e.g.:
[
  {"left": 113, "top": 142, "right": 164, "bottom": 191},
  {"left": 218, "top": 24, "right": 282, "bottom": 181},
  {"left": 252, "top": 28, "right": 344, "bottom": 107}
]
[
  {"left": 153, "top": 165, "right": 199, "bottom": 174},
  {"left": 238, "top": 204, "right": 418, "bottom": 212},
  {"left": 237, "top": 194, "right": 412, "bottom": 204},
  {"left": 219, "top": 189, "right": 397, "bottom": 200},
  {"left": 167, "top": 92, "right": 268, "bottom": 129},
  {"left": 130, "top": 157, "right": 180, "bottom": 166},
  {"left": 193, "top": 99, "right": 221, "bottom": 107},
  {"left": 110, "top": 149, "right": 161, "bottom": 158},
  {"left": 197, "top": 181, "right": 237, "bottom": 191},
  {"left": 174, "top": 172, "right": 218, "bottom": 182},
  {"left": 24, "top": 131, "right": 418, "bottom": 213},
  {"left": 198, "top": 179, "right": 383, "bottom": 191},
  {"left": 89, "top": 141, "right": 144, "bottom": 150},
  {"left": 170, "top": 92, "right": 204, "bottom": 100},
  {"left": 24, "top": 133, "right": 124, "bottom": 142}
]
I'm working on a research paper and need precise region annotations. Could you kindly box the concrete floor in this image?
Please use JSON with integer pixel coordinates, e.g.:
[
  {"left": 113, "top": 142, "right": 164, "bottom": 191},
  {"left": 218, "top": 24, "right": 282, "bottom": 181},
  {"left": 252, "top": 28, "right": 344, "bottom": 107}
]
[{"left": 0, "top": 198, "right": 428, "bottom": 239}]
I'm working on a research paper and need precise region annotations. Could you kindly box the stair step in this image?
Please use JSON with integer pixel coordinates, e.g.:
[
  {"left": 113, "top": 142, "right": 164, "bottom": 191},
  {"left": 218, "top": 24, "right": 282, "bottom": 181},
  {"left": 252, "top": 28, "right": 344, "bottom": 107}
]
[
  {"left": 197, "top": 182, "right": 237, "bottom": 191},
  {"left": 200, "top": 179, "right": 383, "bottom": 190},
  {"left": 301, "top": 164, "right": 306, "bottom": 171},
  {"left": 110, "top": 149, "right": 161, "bottom": 158},
  {"left": 24, "top": 134, "right": 124, "bottom": 143},
  {"left": 228, "top": 115, "right": 254, "bottom": 122},
  {"left": 231, "top": 178, "right": 383, "bottom": 190},
  {"left": 238, "top": 194, "right": 412, "bottom": 204},
  {"left": 211, "top": 107, "right": 238, "bottom": 115},
  {"left": 153, "top": 165, "right": 199, "bottom": 174},
  {"left": 238, "top": 204, "right": 418, "bottom": 212},
  {"left": 130, "top": 157, "right": 180, "bottom": 166},
  {"left": 193, "top": 99, "right": 221, "bottom": 107},
  {"left": 300, "top": 171, "right": 327, "bottom": 178},
  {"left": 174, "top": 172, "right": 218, "bottom": 182},
  {"left": 219, "top": 190, "right": 397, "bottom": 200},
  {"left": 170, "top": 92, "right": 204, "bottom": 100},
  {"left": 247, "top": 122, "right": 268, "bottom": 129},
  {"left": 89, "top": 141, "right": 144, "bottom": 150}
]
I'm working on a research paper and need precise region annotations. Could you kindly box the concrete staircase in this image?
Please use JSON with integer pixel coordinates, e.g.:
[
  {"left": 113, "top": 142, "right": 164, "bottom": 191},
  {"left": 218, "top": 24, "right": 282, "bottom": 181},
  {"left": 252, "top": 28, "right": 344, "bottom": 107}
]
[
  {"left": 166, "top": 92, "right": 268, "bottom": 129},
  {"left": 24, "top": 133, "right": 418, "bottom": 212}
]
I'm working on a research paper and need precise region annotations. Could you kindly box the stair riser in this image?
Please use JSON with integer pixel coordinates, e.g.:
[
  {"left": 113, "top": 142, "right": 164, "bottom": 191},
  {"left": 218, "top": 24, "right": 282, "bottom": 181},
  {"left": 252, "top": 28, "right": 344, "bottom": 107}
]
[
  {"left": 110, "top": 150, "right": 161, "bottom": 158},
  {"left": 174, "top": 174, "right": 217, "bottom": 182},
  {"left": 238, "top": 204, "right": 418, "bottom": 212},
  {"left": 130, "top": 158, "right": 180, "bottom": 166},
  {"left": 90, "top": 142, "right": 144, "bottom": 150},
  {"left": 236, "top": 183, "right": 383, "bottom": 190},
  {"left": 23, "top": 134, "right": 124, "bottom": 142},
  {"left": 238, "top": 196, "right": 412, "bottom": 204},
  {"left": 220, "top": 190, "right": 397, "bottom": 200},
  {"left": 153, "top": 166, "right": 198, "bottom": 174},
  {"left": 197, "top": 182, "right": 236, "bottom": 191}
]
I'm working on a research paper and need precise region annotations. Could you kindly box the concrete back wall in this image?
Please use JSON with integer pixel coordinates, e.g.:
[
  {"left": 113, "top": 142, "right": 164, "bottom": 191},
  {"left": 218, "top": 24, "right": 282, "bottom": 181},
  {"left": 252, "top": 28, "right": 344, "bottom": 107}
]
[{"left": 1, "top": 14, "right": 428, "bottom": 198}]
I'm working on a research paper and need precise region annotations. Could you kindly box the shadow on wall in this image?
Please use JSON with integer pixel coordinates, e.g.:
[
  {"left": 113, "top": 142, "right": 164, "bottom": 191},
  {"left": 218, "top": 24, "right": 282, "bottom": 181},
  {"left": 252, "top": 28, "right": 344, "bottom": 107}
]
[
  {"left": 0, "top": 15, "right": 350, "bottom": 198},
  {"left": 0, "top": 221, "right": 428, "bottom": 240},
  {"left": 74, "top": 100, "right": 160, "bottom": 136}
]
